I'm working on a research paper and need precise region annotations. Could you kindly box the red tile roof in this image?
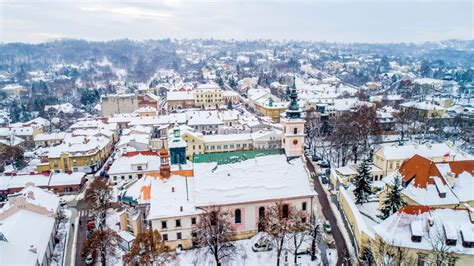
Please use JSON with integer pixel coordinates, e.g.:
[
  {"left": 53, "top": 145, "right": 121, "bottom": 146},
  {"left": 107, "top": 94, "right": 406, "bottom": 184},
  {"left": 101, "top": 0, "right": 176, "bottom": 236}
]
[
  {"left": 448, "top": 160, "right": 474, "bottom": 176},
  {"left": 399, "top": 154, "right": 443, "bottom": 188},
  {"left": 399, "top": 205, "right": 431, "bottom": 215},
  {"left": 123, "top": 150, "right": 159, "bottom": 157}
]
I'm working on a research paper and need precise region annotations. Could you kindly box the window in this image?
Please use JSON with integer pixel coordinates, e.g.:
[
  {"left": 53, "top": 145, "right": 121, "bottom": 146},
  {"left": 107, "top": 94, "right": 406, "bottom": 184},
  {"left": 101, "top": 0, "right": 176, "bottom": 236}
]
[
  {"left": 162, "top": 234, "right": 168, "bottom": 241},
  {"left": 389, "top": 163, "right": 394, "bottom": 170},
  {"left": 137, "top": 165, "right": 143, "bottom": 171},
  {"left": 243, "top": 143, "right": 247, "bottom": 147},
  {"left": 302, "top": 202, "right": 307, "bottom": 211},
  {"left": 121, "top": 176, "right": 125, "bottom": 180},
  {"left": 191, "top": 217, "right": 196, "bottom": 225},
  {"left": 230, "top": 144, "right": 234, "bottom": 148},
  {"left": 177, "top": 232, "right": 182, "bottom": 240},
  {"left": 236, "top": 144, "right": 241, "bottom": 148},
  {"left": 282, "top": 204, "right": 289, "bottom": 218},
  {"left": 176, "top": 219, "right": 181, "bottom": 227},
  {"left": 294, "top": 128, "right": 298, "bottom": 134},
  {"left": 235, "top": 209, "right": 242, "bottom": 224},
  {"left": 417, "top": 253, "right": 429, "bottom": 266},
  {"left": 161, "top": 221, "right": 167, "bottom": 229},
  {"left": 224, "top": 145, "right": 228, "bottom": 149},
  {"left": 193, "top": 145, "right": 195, "bottom": 150},
  {"left": 302, "top": 217, "right": 306, "bottom": 223},
  {"left": 128, "top": 175, "right": 133, "bottom": 179},
  {"left": 113, "top": 176, "right": 117, "bottom": 181}
]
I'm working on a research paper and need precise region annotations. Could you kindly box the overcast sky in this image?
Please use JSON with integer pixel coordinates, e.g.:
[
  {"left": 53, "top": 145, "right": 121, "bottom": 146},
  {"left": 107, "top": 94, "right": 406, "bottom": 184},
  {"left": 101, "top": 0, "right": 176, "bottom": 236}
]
[{"left": 0, "top": 0, "right": 472, "bottom": 43}]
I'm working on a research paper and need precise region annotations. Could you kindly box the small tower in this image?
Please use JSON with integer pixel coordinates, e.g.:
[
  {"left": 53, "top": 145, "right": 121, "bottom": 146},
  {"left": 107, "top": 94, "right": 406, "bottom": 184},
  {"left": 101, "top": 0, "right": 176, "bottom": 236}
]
[
  {"left": 169, "top": 124, "right": 187, "bottom": 165},
  {"left": 159, "top": 145, "right": 171, "bottom": 179},
  {"left": 281, "top": 77, "right": 305, "bottom": 158}
]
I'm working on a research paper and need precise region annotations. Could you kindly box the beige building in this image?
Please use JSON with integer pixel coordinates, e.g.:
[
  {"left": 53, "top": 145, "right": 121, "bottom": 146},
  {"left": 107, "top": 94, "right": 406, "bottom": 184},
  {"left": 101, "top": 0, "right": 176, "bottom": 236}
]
[
  {"left": 194, "top": 84, "right": 223, "bottom": 109},
  {"left": 373, "top": 142, "right": 464, "bottom": 176}
]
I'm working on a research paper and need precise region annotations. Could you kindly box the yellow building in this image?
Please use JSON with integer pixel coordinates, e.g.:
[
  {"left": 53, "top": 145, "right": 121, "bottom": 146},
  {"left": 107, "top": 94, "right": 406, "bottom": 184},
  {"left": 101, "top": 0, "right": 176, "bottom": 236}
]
[
  {"left": 194, "top": 85, "right": 223, "bottom": 109},
  {"left": 181, "top": 130, "right": 204, "bottom": 160},
  {"left": 373, "top": 142, "right": 460, "bottom": 176},
  {"left": 255, "top": 98, "right": 288, "bottom": 123},
  {"left": 37, "top": 135, "right": 113, "bottom": 174}
]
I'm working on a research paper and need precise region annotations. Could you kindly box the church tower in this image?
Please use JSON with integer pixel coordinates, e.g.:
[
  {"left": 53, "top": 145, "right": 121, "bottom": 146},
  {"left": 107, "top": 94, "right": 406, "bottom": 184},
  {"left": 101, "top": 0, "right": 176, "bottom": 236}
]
[
  {"left": 281, "top": 78, "right": 305, "bottom": 158},
  {"left": 159, "top": 145, "right": 171, "bottom": 179}
]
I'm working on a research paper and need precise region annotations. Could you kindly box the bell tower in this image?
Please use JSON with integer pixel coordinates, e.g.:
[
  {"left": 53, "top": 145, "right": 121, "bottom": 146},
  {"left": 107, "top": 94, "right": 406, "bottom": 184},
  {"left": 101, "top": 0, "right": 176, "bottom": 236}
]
[{"left": 281, "top": 78, "right": 305, "bottom": 158}]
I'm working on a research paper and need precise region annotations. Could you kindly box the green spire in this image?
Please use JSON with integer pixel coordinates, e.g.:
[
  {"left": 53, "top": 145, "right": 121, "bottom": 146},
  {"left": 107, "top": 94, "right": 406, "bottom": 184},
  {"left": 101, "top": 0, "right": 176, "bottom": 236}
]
[{"left": 286, "top": 77, "right": 301, "bottom": 119}]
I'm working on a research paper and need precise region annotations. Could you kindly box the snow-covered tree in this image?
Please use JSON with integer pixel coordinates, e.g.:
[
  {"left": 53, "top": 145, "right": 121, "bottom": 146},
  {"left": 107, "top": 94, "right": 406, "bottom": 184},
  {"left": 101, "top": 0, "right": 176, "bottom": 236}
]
[
  {"left": 192, "top": 206, "right": 237, "bottom": 266},
  {"left": 353, "top": 158, "right": 373, "bottom": 204},
  {"left": 379, "top": 174, "right": 406, "bottom": 219},
  {"left": 289, "top": 209, "right": 311, "bottom": 264},
  {"left": 123, "top": 229, "right": 174, "bottom": 265},
  {"left": 262, "top": 202, "right": 295, "bottom": 266}
]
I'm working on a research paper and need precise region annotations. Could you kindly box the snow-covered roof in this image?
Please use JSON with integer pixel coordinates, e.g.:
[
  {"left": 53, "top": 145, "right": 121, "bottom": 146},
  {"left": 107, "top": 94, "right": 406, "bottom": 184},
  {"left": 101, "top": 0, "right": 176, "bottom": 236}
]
[
  {"left": 193, "top": 155, "right": 316, "bottom": 206},
  {"left": 374, "top": 207, "right": 474, "bottom": 255},
  {"left": 108, "top": 153, "right": 161, "bottom": 175},
  {"left": 377, "top": 142, "right": 461, "bottom": 161},
  {"left": 48, "top": 172, "right": 85, "bottom": 186},
  {"left": 34, "top": 132, "right": 66, "bottom": 142},
  {"left": 167, "top": 91, "right": 194, "bottom": 101},
  {"left": 203, "top": 133, "right": 252, "bottom": 143}
]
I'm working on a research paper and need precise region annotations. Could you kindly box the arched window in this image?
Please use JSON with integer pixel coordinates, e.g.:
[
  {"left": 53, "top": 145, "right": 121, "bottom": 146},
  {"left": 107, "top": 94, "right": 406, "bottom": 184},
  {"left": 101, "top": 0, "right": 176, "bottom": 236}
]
[
  {"left": 235, "top": 209, "right": 241, "bottom": 224},
  {"left": 282, "top": 204, "right": 289, "bottom": 219}
]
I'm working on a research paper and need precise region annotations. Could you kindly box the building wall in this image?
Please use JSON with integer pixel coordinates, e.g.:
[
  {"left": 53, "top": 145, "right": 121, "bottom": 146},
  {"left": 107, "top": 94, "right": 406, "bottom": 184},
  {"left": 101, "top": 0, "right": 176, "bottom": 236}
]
[
  {"left": 150, "top": 197, "right": 316, "bottom": 251},
  {"left": 101, "top": 95, "right": 139, "bottom": 117},
  {"left": 194, "top": 89, "right": 223, "bottom": 108}
]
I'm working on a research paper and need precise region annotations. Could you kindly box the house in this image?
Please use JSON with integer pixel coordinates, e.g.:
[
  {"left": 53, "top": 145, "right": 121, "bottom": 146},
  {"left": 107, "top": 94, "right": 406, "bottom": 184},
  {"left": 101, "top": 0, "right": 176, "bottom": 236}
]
[
  {"left": 0, "top": 184, "right": 60, "bottom": 266},
  {"left": 34, "top": 132, "right": 66, "bottom": 148},
  {"left": 381, "top": 155, "right": 474, "bottom": 208},
  {"left": 330, "top": 163, "right": 384, "bottom": 188},
  {"left": 194, "top": 84, "right": 223, "bottom": 109},
  {"left": 36, "top": 133, "right": 113, "bottom": 174},
  {"left": 0, "top": 172, "right": 86, "bottom": 197},
  {"left": 373, "top": 206, "right": 474, "bottom": 266},
  {"left": 108, "top": 151, "right": 162, "bottom": 185},
  {"left": 223, "top": 90, "right": 240, "bottom": 105},
  {"left": 373, "top": 142, "right": 469, "bottom": 176}
]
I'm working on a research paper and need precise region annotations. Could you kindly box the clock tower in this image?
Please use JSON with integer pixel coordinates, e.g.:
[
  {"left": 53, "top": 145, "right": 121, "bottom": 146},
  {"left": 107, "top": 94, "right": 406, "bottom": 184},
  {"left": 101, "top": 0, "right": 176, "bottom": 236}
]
[{"left": 281, "top": 78, "right": 305, "bottom": 158}]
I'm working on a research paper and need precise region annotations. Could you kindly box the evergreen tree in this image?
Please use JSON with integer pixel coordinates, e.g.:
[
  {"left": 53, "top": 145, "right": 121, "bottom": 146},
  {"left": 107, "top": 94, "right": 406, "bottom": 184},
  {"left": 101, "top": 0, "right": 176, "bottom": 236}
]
[
  {"left": 353, "top": 158, "right": 373, "bottom": 204},
  {"left": 379, "top": 174, "right": 406, "bottom": 219}
]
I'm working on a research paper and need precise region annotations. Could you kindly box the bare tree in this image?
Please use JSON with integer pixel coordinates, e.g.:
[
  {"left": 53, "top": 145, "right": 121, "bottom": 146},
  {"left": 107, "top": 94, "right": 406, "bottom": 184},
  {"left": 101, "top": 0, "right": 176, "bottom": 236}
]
[
  {"left": 123, "top": 229, "right": 174, "bottom": 265},
  {"left": 85, "top": 179, "right": 112, "bottom": 229},
  {"left": 262, "top": 202, "right": 295, "bottom": 266},
  {"left": 192, "top": 206, "right": 237, "bottom": 266},
  {"left": 429, "top": 226, "right": 459, "bottom": 266},
  {"left": 81, "top": 228, "right": 120, "bottom": 266},
  {"left": 367, "top": 237, "right": 416, "bottom": 266},
  {"left": 289, "top": 209, "right": 311, "bottom": 264}
]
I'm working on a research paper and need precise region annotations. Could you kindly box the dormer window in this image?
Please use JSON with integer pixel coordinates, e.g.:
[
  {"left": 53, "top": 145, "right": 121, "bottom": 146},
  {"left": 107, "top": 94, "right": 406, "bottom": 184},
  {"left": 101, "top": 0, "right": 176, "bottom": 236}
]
[
  {"left": 461, "top": 226, "right": 474, "bottom": 248},
  {"left": 410, "top": 221, "right": 423, "bottom": 242},
  {"left": 433, "top": 177, "right": 447, "bottom": 198},
  {"left": 443, "top": 224, "right": 457, "bottom": 246}
]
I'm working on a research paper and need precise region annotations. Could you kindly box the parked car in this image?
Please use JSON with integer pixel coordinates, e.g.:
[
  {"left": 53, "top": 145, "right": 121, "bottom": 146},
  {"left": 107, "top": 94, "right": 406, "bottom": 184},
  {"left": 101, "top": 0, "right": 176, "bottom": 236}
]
[
  {"left": 252, "top": 241, "right": 273, "bottom": 252},
  {"left": 252, "top": 233, "right": 273, "bottom": 252},
  {"left": 321, "top": 175, "right": 329, "bottom": 185},
  {"left": 323, "top": 221, "right": 332, "bottom": 233},
  {"left": 312, "top": 154, "right": 322, "bottom": 161},
  {"left": 85, "top": 254, "right": 94, "bottom": 265},
  {"left": 318, "top": 161, "right": 330, "bottom": 168}
]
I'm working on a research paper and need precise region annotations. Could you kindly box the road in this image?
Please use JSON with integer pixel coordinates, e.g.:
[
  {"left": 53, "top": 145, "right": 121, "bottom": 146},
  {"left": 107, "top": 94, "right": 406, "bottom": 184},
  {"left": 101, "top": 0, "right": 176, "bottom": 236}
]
[{"left": 305, "top": 155, "right": 351, "bottom": 266}]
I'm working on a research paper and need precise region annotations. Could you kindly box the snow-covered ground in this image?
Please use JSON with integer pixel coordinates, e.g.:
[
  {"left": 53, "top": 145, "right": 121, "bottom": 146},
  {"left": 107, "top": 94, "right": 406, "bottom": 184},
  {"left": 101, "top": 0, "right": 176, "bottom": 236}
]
[
  {"left": 50, "top": 208, "right": 72, "bottom": 266},
  {"left": 173, "top": 234, "right": 322, "bottom": 266}
]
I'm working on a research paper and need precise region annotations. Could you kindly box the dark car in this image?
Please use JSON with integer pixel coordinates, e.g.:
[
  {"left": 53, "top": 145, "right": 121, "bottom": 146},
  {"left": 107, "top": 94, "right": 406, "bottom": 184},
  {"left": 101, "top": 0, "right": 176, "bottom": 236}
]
[
  {"left": 312, "top": 154, "right": 322, "bottom": 162},
  {"left": 321, "top": 175, "right": 329, "bottom": 184},
  {"left": 318, "top": 161, "right": 330, "bottom": 168}
]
